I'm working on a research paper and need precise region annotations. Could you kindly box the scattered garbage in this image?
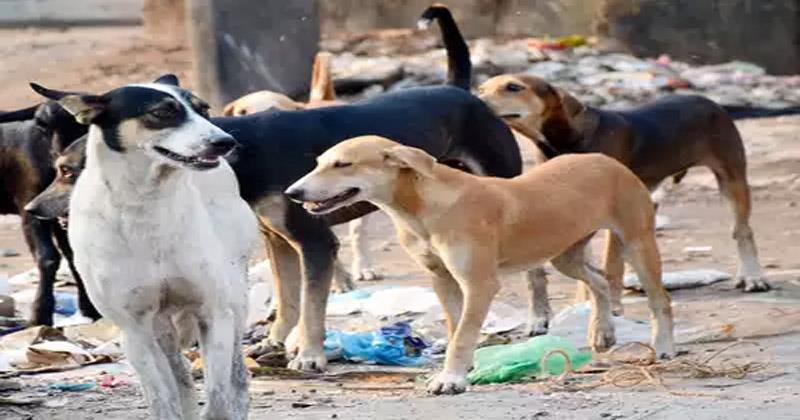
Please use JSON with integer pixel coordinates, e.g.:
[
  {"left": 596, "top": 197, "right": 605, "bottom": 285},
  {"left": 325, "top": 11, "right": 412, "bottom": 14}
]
[
  {"left": 0, "top": 294, "right": 14, "bottom": 318},
  {"left": 327, "top": 287, "right": 439, "bottom": 317},
  {"left": 54, "top": 292, "right": 77, "bottom": 316},
  {"left": 548, "top": 302, "right": 652, "bottom": 349},
  {"left": 0, "top": 249, "right": 19, "bottom": 257},
  {"left": 48, "top": 381, "right": 95, "bottom": 392},
  {"left": 323, "top": 33, "right": 799, "bottom": 112},
  {"left": 624, "top": 269, "right": 731, "bottom": 291},
  {"left": 324, "top": 321, "right": 429, "bottom": 366},
  {"left": 0, "top": 322, "right": 121, "bottom": 372},
  {"left": 468, "top": 335, "right": 592, "bottom": 384},
  {"left": 683, "top": 246, "right": 713, "bottom": 257}
]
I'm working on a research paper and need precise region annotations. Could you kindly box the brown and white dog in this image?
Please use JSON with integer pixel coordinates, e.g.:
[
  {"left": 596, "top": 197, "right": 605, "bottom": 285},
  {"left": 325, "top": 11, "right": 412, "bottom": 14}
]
[
  {"left": 224, "top": 52, "right": 381, "bottom": 287},
  {"left": 479, "top": 74, "right": 769, "bottom": 324},
  {"left": 285, "top": 135, "right": 675, "bottom": 395}
]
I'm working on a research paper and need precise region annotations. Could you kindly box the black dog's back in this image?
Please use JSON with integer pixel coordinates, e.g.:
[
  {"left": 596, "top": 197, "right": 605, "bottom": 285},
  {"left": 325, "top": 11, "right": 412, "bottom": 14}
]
[{"left": 219, "top": 85, "right": 520, "bottom": 203}]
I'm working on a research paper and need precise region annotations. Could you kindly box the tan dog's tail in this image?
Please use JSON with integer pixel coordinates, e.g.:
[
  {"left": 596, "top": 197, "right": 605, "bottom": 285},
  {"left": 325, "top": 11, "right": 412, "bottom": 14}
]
[{"left": 309, "top": 52, "right": 336, "bottom": 102}]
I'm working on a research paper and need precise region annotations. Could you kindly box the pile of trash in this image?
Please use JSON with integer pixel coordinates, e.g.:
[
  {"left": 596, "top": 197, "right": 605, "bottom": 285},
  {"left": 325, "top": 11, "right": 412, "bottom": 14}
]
[{"left": 324, "top": 32, "right": 800, "bottom": 111}]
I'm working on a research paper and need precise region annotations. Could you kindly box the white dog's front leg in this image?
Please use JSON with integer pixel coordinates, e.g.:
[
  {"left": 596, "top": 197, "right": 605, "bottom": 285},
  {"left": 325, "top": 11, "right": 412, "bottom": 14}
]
[
  {"left": 122, "top": 323, "right": 185, "bottom": 420},
  {"left": 199, "top": 307, "right": 249, "bottom": 420}
]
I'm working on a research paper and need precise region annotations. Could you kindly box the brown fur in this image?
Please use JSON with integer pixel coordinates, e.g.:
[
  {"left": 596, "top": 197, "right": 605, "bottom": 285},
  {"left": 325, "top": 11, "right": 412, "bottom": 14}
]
[
  {"left": 287, "top": 135, "right": 675, "bottom": 395},
  {"left": 479, "top": 74, "right": 770, "bottom": 313}
]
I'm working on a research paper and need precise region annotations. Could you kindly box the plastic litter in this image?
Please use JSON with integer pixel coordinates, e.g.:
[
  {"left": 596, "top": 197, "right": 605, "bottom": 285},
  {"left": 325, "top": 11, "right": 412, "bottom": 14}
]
[
  {"left": 323, "top": 321, "right": 429, "bottom": 366},
  {"left": 468, "top": 335, "right": 592, "bottom": 384},
  {"left": 48, "top": 381, "right": 95, "bottom": 392},
  {"left": 54, "top": 292, "right": 77, "bottom": 316},
  {"left": 548, "top": 302, "right": 652, "bottom": 348},
  {"left": 624, "top": 269, "right": 730, "bottom": 291}
]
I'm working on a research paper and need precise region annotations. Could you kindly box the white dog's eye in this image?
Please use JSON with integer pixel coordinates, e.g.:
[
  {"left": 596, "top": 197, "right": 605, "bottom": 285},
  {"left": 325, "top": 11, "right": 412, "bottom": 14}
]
[
  {"left": 332, "top": 161, "right": 352, "bottom": 169},
  {"left": 150, "top": 105, "right": 178, "bottom": 119}
]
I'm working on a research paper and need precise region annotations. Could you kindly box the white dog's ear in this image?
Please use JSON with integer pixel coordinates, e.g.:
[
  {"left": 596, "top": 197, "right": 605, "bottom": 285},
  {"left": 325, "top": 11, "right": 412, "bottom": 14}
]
[
  {"left": 30, "top": 83, "right": 107, "bottom": 125},
  {"left": 555, "top": 87, "right": 585, "bottom": 119},
  {"left": 382, "top": 146, "right": 436, "bottom": 178}
]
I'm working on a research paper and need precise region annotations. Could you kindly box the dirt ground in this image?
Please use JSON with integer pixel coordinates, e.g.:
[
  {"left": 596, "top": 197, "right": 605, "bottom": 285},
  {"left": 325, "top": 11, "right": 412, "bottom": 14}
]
[{"left": 1, "top": 26, "right": 800, "bottom": 419}]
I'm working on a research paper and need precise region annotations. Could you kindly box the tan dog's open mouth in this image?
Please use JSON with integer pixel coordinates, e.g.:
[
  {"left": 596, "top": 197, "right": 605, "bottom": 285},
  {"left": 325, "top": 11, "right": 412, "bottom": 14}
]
[
  {"left": 302, "top": 187, "right": 360, "bottom": 214},
  {"left": 498, "top": 113, "right": 522, "bottom": 119}
]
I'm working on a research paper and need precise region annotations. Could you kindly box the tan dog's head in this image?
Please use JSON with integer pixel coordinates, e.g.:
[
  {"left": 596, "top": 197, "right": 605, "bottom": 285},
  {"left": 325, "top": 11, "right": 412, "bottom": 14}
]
[
  {"left": 285, "top": 135, "right": 435, "bottom": 214},
  {"left": 222, "top": 91, "right": 304, "bottom": 116},
  {"left": 478, "top": 74, "right": 585, "bottom": 135}
]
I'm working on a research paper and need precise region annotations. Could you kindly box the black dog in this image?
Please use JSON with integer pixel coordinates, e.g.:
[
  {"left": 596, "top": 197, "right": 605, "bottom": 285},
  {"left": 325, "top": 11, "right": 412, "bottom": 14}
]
[
  {"left": 0, "top": 102, "right": 100, "bottom": 325},
  {"left": 29, "top": 4, "right": 519, "bottom": 374}
]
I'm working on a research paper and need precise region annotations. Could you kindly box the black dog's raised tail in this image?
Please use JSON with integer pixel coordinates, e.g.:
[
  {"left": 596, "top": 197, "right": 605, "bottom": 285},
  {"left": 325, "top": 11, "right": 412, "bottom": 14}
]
[
  {"left": 418, "top": 4, "right": 471, "bottom": 90},
  {"left": 723, "top": 104, "right": 800, "bottom": 120},
  {"left": 0, "top": 104, "right": 40, "bottom": 123}
]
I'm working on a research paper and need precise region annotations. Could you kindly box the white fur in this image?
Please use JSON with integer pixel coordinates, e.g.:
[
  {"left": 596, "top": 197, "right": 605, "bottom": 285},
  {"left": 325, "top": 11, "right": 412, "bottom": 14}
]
[{"left": 69, "top": 85, "right": 258, "bottom": 420}]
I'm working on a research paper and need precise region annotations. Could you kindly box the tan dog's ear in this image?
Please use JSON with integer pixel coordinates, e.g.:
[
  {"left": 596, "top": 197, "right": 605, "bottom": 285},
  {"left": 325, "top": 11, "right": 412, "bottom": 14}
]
[
  {"left": 382, "top": 146, "right": 436, "bottom": 178},
  {"left": 555, "top": 88, "right": 585, "bottom": 118}
]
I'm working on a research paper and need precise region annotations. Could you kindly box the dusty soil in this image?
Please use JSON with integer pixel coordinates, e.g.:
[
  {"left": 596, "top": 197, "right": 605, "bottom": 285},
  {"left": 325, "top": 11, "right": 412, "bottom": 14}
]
[{"left": 1, "top": 26, "right": 800, "bottom": 420}]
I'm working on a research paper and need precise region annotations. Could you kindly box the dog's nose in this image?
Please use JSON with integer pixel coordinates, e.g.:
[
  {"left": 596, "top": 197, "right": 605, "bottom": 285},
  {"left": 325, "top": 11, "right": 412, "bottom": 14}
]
[
  {"left": 208, "top": 134, "right": 238, "bottom": 155},
  {"left": 284, "top": 187, "right": 305, "bottom": 202}
]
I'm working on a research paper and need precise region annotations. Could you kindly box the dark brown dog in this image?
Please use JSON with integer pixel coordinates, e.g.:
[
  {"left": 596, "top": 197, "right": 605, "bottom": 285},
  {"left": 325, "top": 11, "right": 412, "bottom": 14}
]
[
  {"left": 479, "top": 74, "right": 768, "bottom": 323},
  {"left": 0, "top": 103, "right": 99, "bottom": 325}
]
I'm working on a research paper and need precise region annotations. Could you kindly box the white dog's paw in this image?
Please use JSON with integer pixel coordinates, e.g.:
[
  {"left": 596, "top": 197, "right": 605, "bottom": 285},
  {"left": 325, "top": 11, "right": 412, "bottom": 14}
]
[
  {"left": 526, "top": 316, "right": 549, "bottom": 337},
  {"left": 287, "top": 349, "right": 327, "bottom": 372},
  {"left": 354, "top": 267, "right": 382, "bottom": 282},
  {"left": 735, "top": 275, "right": 771, "bottom": 292},
  {"left": 426, "top": 371, "right": 468, "bottom": 395}
]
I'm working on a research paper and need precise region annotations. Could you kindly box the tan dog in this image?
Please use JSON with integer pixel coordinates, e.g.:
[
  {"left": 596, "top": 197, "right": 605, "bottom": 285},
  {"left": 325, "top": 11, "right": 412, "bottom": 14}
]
[
  {"left": 222, "top": 52, "right": 342, "bottom": 116},
  {"left": 479, "top": 74, "right": 768, "bottom": 323},
  {"left": 224, "top": 52, "right": 381, "bottom": 286},
  {"left": 285, "top": 135, "right": 675, "bottom": 395}
]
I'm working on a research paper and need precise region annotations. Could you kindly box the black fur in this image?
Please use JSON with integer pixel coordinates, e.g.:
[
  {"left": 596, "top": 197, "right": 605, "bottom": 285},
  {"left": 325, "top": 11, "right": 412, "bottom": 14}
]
[{"left": 0, "top": 103, "right": 99, "bottom": 325}]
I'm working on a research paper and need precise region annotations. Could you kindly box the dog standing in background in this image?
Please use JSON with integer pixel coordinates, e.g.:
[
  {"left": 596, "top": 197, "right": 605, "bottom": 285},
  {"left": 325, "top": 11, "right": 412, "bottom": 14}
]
[
  {"left": 479, "top": 74, "right": 771, "bottom": 334},
  {"left": 32, "top": 76, "right": 257, "bottom": 420},
  {"left": 0, "top": 103, "right": 99, "bottom": 325}
]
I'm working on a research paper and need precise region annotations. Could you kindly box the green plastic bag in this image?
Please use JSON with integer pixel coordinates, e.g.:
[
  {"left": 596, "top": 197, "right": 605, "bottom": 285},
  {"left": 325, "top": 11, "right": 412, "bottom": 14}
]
[{"left": 468, "top": 335, "right": 592, "bottom": 384}]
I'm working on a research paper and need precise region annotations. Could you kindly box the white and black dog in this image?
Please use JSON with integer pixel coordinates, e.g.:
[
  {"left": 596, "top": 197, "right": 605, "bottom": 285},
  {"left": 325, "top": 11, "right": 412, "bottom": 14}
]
[{"left": 32, "top": 75, "right": 258, "bottom": 420}]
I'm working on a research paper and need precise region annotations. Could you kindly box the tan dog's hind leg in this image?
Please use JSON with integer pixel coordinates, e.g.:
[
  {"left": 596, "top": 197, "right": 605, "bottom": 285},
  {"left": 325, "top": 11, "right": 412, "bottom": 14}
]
[
  {"left": 551, "top": 239, "right": 616, "bottom": 352},
  {"left": 602, "top": 230, "right": 626, "bottom": 315},
  {"left": 716, "top": 172, "right": 769, "bottom": 292},
  {"left": 622, "top": 235, "right": 675, "bottom": 358},
  {"left": 427, "top": 245, "right": 499, "bottom": 395},
  {"left": 525, "top": 267, "right": 552, "bottom": 336}
]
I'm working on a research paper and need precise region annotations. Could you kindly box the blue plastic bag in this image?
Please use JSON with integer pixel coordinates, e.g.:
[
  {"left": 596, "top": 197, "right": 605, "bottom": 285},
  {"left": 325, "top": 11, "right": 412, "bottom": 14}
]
[
  {"left": 324, "top": 322, "right": 429, "bottom": 366},
  {"left": 54, "top": 292, "right": 77, "bottom": 316}
]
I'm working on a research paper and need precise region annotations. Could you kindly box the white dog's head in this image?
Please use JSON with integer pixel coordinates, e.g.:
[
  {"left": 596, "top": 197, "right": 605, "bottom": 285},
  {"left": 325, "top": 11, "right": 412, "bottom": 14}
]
[
  {"left": 30, "top": 75, "right": 235, "bottom": 171},
  {"left": 285, "top": 135, "right": 436, "bottom": 215}
]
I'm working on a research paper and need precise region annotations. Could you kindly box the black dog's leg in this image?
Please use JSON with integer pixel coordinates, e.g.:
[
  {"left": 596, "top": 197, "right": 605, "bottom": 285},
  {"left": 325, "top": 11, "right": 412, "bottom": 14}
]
[
  {"left": 28, "top": 218, "right": 59, "bottom": 326},
  {"left": 53, "top": 226, "right": 102, "bottom": 320}
]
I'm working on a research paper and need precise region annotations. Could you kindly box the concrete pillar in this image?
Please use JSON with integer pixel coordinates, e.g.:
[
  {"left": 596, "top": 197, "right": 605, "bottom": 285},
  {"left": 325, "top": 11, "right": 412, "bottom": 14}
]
[{"left": 186, "top": 0, "right": 319, "bottom": 109}]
